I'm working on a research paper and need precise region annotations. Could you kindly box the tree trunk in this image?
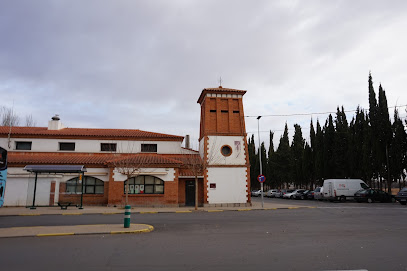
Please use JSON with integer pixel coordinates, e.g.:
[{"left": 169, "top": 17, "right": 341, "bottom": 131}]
[
  {"left": 125, "top": 180, "right": 129, "bottom": 206},
  {"left": 195, "top": 177, "right": 198, "bottom": 210}
]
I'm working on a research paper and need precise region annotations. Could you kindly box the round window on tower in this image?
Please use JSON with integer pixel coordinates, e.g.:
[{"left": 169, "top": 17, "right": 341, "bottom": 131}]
[{"left": 221, "top": 145, "right": 232, "bottom": 157}]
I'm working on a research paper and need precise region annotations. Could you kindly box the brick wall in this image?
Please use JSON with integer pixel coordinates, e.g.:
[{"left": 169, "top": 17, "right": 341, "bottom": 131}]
[{"left": 58, "top": 182, "right": 109, "bottom": 206}]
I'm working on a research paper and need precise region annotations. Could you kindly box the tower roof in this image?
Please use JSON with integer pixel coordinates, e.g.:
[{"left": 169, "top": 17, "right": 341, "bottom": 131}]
[{"left": 197, "top": 87, "right": 246, "bottom": 104}]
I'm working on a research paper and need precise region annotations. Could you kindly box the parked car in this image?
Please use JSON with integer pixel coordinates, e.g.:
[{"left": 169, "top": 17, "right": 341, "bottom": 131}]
[
  {"left": 283, "top": 189, "right": 300, "bottom": 199},
  {"left": 266, "top": 189, "right": 280, "bottom": 198},
  {"left": 395, "top": 187, "right": 407, "bottom": 205},
  {"left": 307, "top": 189, "right": 316, "bottom": 200},
  {"left": 313, "top": 187, "right": 323, "bottom": 200},
  {"left": 276, "top": 189, "right": 287, "bottom": 198},
  {"left": 293, "top": 190, "right": 309, "bottom": 200},
  {"left": 354, "top": 189, "right": 395, "bottom": 203},
  {"left": 251, "top": 190, "right": 263, "bottom": 197},
  {"left": 323, "top": 179, "right": 369, "bottom": 202}
]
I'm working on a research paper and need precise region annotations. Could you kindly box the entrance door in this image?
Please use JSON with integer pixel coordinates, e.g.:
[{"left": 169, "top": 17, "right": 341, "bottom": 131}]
[{"left": 185, "top": 180, "right": 195, "bottom": 206}]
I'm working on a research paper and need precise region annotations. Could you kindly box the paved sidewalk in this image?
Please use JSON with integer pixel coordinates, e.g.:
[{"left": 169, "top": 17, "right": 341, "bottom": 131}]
[
  {"left": 0, "top": 200, "right": 312, "bottom": 238},
  {"left": 0, "top": 200, "right": 309, "bottom": 216}
]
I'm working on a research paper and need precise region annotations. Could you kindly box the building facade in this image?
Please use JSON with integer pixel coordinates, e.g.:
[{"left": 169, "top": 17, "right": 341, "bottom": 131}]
[{"left": 0, "top": 87, "right": 251, "bottom": 207}]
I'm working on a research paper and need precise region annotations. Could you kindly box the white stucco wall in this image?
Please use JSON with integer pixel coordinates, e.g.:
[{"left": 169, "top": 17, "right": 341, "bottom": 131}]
[
  {"left": 112, "top": 168, "right": 175, "bottom": 182},
  {"left": 207, "top": 167, "right": 248, "bottom": 204},
  {"left": 0, "top": 138, "right": 184, "bottom": 154},
  {"left": 4, "top": 175, "right": 51, "bottom": 206},
  {"left": 205, "top": 136, "right": 246, "bottom": 165},
  {"left": 4, "top": 167, "right": 110, "bottom": 206}
]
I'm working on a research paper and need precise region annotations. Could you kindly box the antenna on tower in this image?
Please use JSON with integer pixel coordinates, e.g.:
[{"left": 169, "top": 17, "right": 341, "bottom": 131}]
[{"left": 219, "top": 77, "right": 223, "bottom": 88}]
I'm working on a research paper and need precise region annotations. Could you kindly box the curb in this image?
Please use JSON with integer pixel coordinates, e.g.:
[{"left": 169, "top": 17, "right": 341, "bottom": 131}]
[{"left": 0, "top": 224, "right": 154, "bottom": 238}]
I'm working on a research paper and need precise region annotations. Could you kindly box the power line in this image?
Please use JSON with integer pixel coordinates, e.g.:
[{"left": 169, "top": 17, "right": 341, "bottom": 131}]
[{"left": 245, "top": 104, "right": 407, "bottom": 118}]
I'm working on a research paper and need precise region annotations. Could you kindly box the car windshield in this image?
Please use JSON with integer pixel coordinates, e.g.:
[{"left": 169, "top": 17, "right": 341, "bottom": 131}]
[
  {"left": 315, "top": 187, "right": 320, "bottom": 192},
  {"left": 361, "top": 183, "right": 369, "bottom": 189},
  {"left": 400, "top": 187, "right": 407, "bottom": 192}
]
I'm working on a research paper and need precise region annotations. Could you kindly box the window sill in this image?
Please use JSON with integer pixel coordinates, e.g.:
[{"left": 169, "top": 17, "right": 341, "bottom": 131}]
[
  {"left": 124, "top": 194, "right": 164, "bottom": 197},
  {"left": 65, "top": 194, "right": 104, "bottom": 197}
]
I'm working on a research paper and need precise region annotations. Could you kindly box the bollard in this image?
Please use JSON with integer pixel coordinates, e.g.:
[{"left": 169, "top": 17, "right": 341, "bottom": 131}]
[{"left": 124, "top": 205, "right": 131, "bottom": 228}]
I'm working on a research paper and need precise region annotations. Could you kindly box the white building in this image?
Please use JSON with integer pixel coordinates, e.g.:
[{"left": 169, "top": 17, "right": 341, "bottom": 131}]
[{"left": 0, "top": 87, "right": 251, "bottom": 207}]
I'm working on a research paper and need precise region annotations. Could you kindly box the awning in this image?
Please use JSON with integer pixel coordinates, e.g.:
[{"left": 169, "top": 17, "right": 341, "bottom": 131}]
[{"left": 23, "top": 165, "right": 87, "bottom": 174}]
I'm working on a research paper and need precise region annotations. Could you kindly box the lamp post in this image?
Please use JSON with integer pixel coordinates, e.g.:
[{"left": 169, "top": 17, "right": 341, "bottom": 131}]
[
  {"left": 78, "top": 172, "right": 84, "bottom": 209},
  {"left": 257, "top": 116, "right": 264, "bottom": 208}
]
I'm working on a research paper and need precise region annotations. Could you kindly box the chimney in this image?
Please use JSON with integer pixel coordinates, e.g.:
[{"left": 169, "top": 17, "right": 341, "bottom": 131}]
[
  {"left": 48, "top": 114, "right": 64, "bottom": 130},
  {"left": 185, "top": 135, "right": 190, "bottom": 149}
]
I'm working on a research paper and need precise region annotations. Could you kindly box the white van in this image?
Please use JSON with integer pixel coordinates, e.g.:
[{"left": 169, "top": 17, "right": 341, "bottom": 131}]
[{"left": 322, "top": 179, "right": 369, "bottom": 202}]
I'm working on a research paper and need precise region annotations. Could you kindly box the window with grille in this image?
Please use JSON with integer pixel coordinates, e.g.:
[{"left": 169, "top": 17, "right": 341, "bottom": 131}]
[
  {"left": 66, "top": 176, "right": 104, "bottom": 194},
  {"left": 124, "top": 175, "right": 164, "bottom": 194}
]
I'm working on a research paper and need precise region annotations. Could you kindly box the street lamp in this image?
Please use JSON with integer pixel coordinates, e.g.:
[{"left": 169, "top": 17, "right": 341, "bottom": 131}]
[{"left": 257, "top": 116, "right": 264, "bottom": 208}]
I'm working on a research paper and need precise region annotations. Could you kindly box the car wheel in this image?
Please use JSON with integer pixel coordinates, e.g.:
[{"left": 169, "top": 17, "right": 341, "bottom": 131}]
[
  {"left": 391, "top": 197, "right": 396, "bottom": 203},
  {"left": 301, "top": 195, "right": 305, "bottom": 200},
  {"left": 367, "top": 198, "right": 373, "bottom": 203},
  {"left": 400, "top": 201, "right": 407, "bottom": 205},
  {"left": 340, "top": 196, "right": 346, "bottom": 203},
  {"left": 290, "top": 196, "right": 294, "bottom": 199}
]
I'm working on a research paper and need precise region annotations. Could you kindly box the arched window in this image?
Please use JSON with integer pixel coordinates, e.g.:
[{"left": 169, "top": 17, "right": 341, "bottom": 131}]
[
  {"left": 66, "top": 176, "right": 104, "bottom": 194},
  {"left": 124, "top": 175, "right": 164, "bottom": 194}
]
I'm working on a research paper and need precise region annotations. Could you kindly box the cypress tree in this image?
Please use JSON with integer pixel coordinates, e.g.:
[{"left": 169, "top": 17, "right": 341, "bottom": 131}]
[
  {"left": 266, "top": 131, "right": 275, "bottom": 188},
  {"left": 291, "top": 124, "right": 305, "bottom": 187},
  {"left": 248, "top": 134, "right": 259, "bottom": 189},
  {"left": 315, "top": 119, "right": 324, "bottom": 185},
  {"left": 302, "top": 142, "right": 313, "bottom": 189},
  {"left": 323, "top": 114, "right": 335, "bottom": 178},
  {"left": 377, "top": 84, "right": 393, "bottom": 192},
  {"left": 309, "top": 119, "right": 316, "bottom": 186},
  {"left": 333, "top": 106, "right": 350, "bottom": 178},
  {"left": 275, "top": 123, "right": 291, "bottom": 188},
  {"left": 389, "top": 109, "right": 407, "bottom": 192},
  {"left": 368, "top": 73, "right": 380, "bottom": 182}
]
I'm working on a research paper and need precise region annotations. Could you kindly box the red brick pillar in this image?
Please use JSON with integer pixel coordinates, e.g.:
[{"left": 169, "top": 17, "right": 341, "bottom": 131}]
[
  {"left": 49, "top": 181, "right": 56, "bottom": 206},
  {"left": 107, "top": 167, "right": 124, "bottom": 206}
]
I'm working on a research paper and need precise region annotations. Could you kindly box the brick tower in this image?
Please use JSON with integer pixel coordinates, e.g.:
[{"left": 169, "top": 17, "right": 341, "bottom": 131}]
[{"left": 197, "top": 86, "right": 250, "bottom": 206}]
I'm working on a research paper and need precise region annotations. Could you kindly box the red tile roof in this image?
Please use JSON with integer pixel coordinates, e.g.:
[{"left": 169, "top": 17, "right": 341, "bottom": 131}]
[
  {"left": 197, "top": 86, "right": 247, "bottom": 104},
  {"left": 106, "top": 154, "right": 184, "bottom": 167},
  {"left": 7, "top": 152, "right": 202, "bottom": 169},
  {"left": 0, "top": 126, "right": 184, "bottom": 141},
  {"left": 8, "top": 153, "right": 113, "bottom": 166}
]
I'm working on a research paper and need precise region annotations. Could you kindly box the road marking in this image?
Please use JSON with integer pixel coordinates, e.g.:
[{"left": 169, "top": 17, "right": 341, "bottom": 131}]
[
  {"left": 140, "top": 211, "right": 158, "bottom": 214},
  {"left": 175, "top": 211, "right": 192, "bottom": 213},
  {"left": 19, "top": 214, "right": 41, "bottom": 216},
  {"left": 237, "top": 209, "right": 251, "bottom": 211},
  {"left": 207, "top": 210, "right": 224, "bottom": 212},
  {"left": 62, "top": 213, "right": 83, "bottom": 215}
]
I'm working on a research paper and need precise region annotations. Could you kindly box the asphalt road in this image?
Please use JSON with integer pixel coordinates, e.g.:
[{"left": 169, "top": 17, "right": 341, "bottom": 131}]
[{"left": 1, "top": 198, "right": 406, "bottom": 271}]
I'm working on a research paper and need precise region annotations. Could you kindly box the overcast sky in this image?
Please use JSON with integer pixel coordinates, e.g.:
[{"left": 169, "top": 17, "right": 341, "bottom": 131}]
[{"left": 1, "top": 0, "right": 407, "bottom": 150}]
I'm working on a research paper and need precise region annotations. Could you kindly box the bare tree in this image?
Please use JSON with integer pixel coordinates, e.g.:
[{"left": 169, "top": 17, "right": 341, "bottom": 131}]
[
  {"left": 25, "top": 114, "right": 37, "bottom": 127},
  {"left": 0, "top": 106, "right": 20, "bottom": 126},
  {"left": 109, "top": 154, "right": 153, "bottom": 206},
  {"left": 181, "top": 150, "right": 204, "bottom": 210}
]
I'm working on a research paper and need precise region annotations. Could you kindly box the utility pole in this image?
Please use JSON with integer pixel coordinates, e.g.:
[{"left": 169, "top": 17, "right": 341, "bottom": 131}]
[{"left": 257, "top": 116, "right": 264, "bottom": 208}]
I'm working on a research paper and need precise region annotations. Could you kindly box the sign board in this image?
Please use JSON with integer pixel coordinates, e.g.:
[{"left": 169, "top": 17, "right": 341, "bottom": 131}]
[
  {"left": 0, "top": 147, "right": 7, "bottom": 207},
  {"left": 257, "top": 174, "right": 265, "bottom": 183}
]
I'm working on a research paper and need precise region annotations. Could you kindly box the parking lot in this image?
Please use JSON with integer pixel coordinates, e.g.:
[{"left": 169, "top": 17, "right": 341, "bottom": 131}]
[{"left": 253, "top": 192, "right": 405, "bottom": 208}]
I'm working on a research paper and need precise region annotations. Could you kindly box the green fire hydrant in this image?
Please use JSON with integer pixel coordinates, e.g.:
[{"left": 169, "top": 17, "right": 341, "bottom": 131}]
[{"left": 124, "top": 205, "right": 131, "bottom": 228}]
